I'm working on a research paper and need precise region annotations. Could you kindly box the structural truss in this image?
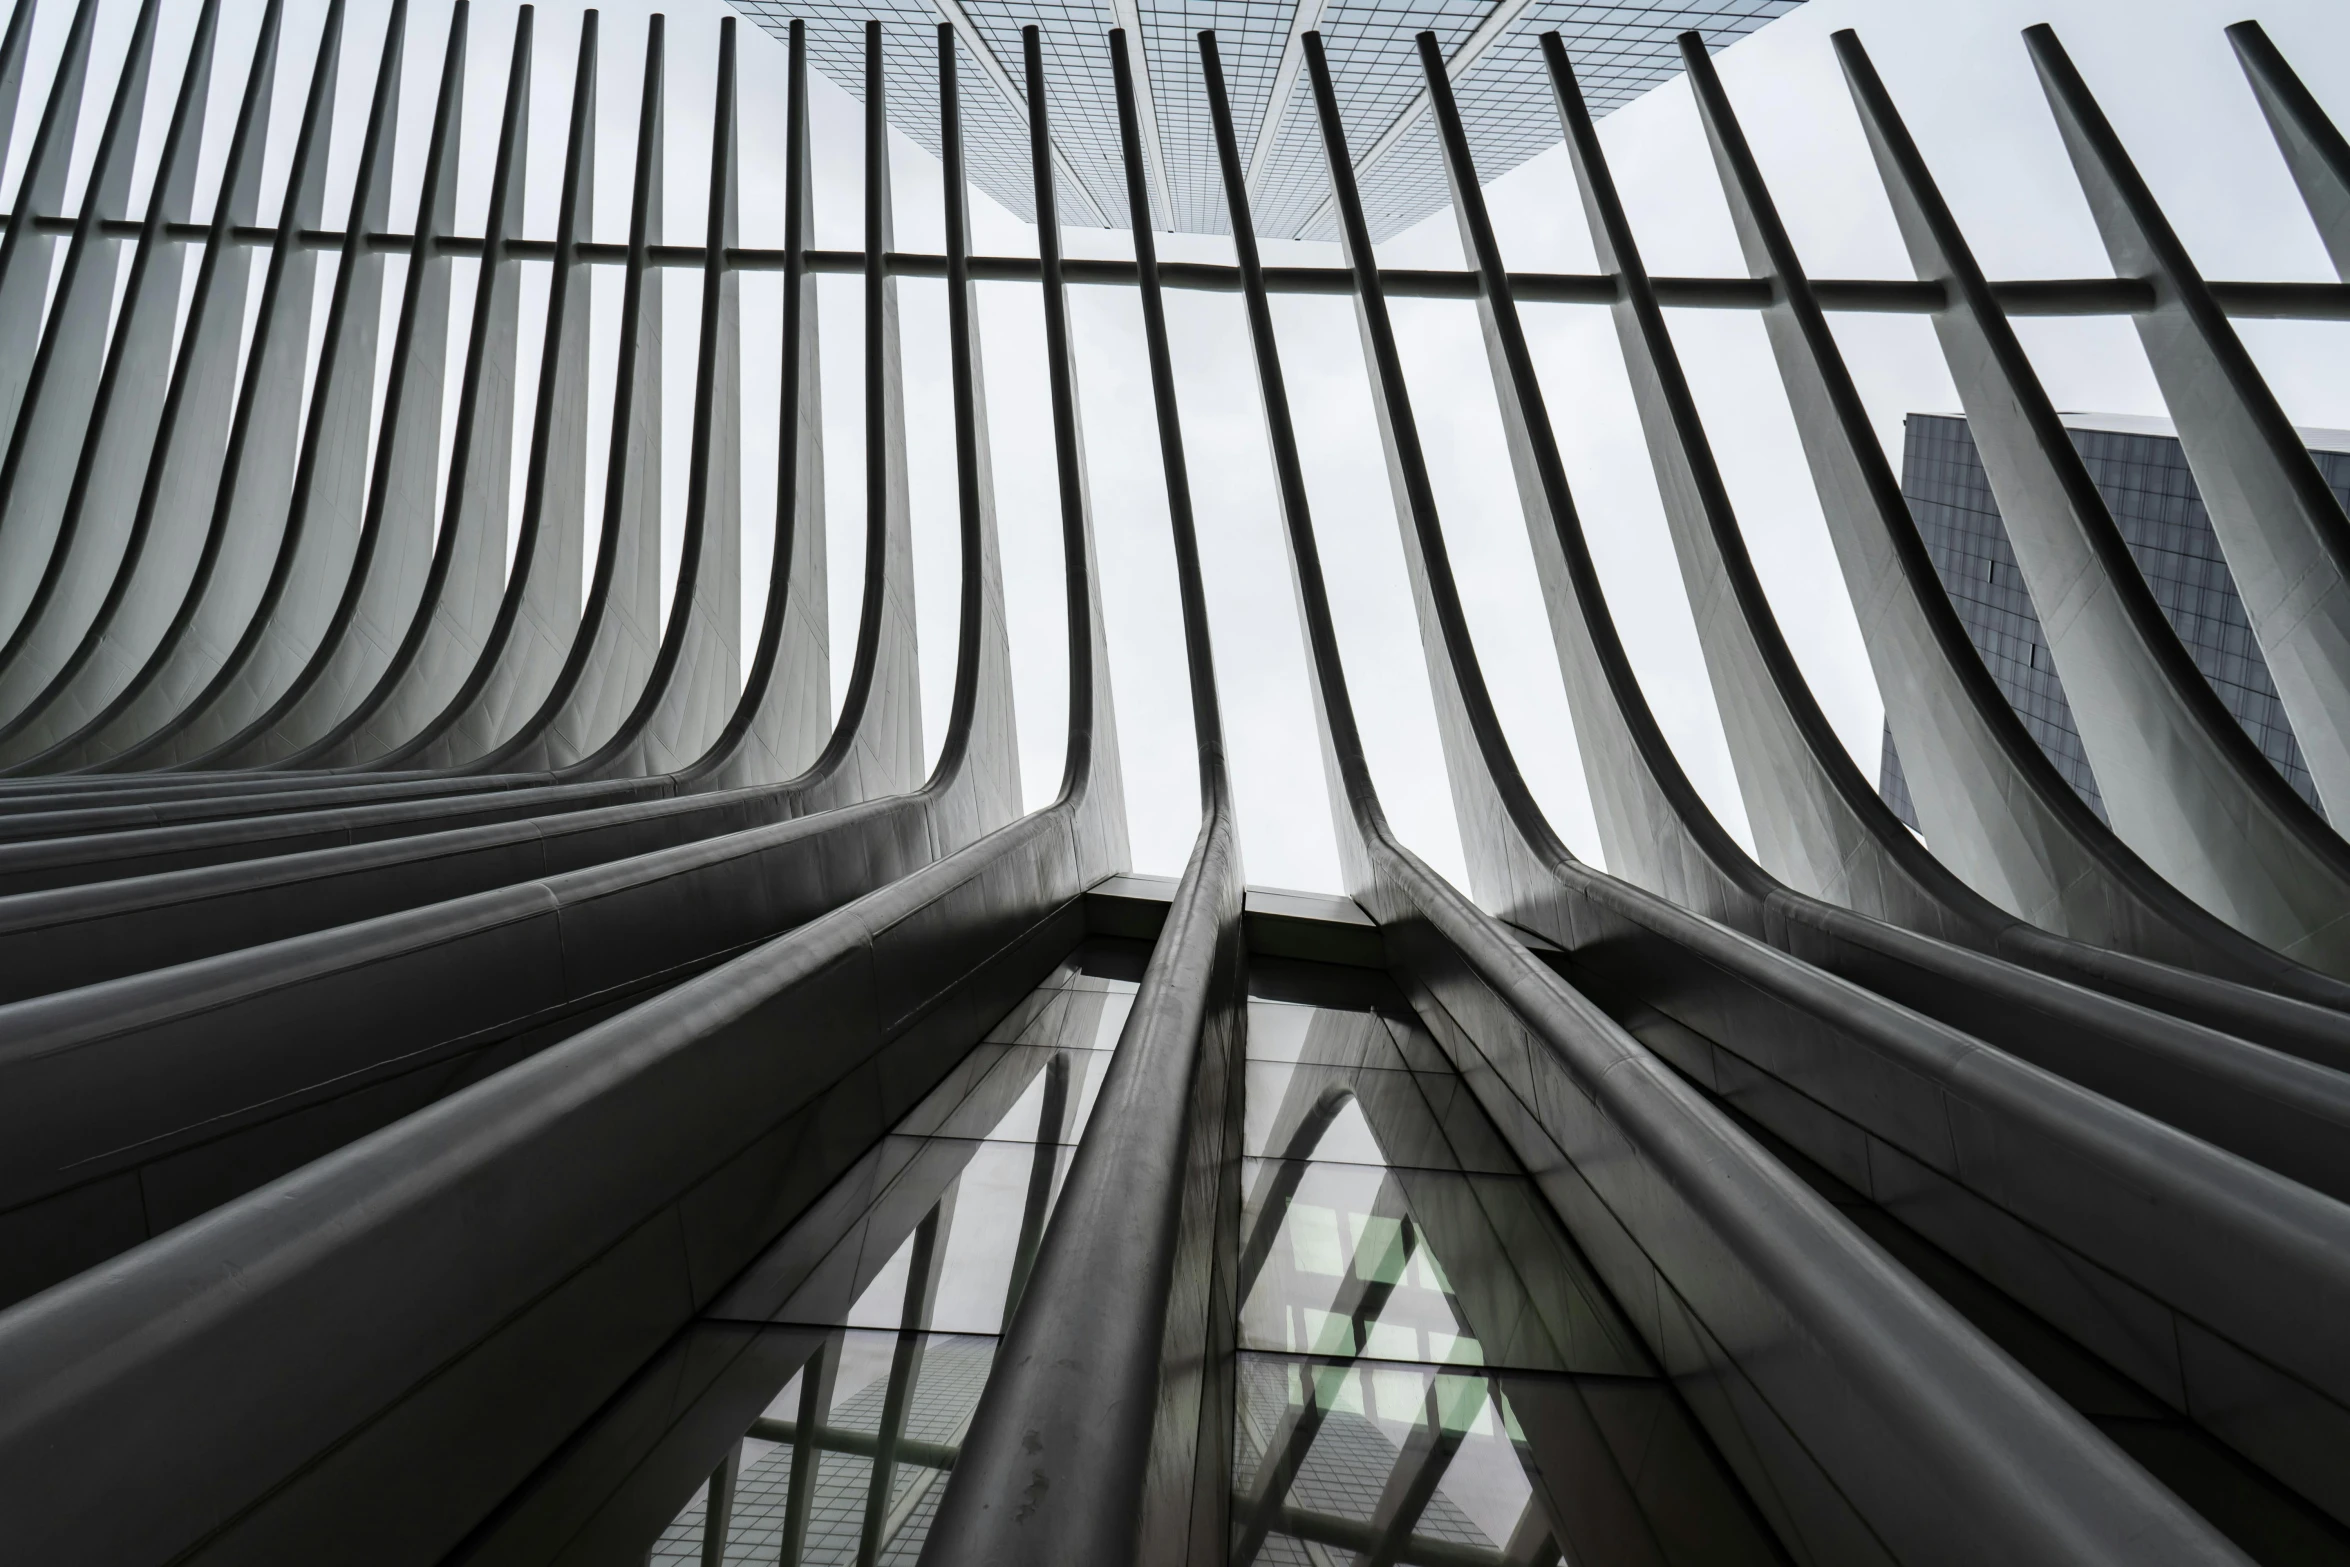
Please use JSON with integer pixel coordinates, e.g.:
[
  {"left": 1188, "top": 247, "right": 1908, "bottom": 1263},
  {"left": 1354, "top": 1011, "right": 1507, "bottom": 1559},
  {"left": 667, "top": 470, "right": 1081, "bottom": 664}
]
[{"left": 0, "top": 3, "right": 2347, "bottom": 1565}]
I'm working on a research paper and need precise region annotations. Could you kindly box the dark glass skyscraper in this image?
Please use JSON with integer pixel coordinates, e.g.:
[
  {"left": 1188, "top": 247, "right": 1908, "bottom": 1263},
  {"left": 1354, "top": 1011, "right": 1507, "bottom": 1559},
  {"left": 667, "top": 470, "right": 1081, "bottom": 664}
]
[{"left": 1880, "top": 411, "right": 2350, "bottom": 827}]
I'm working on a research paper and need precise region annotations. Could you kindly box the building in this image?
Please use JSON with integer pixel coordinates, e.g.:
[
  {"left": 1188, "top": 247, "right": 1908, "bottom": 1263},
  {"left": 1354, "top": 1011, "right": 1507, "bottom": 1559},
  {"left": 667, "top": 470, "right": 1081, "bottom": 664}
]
[
  {"left": 0, "top": 4, "right": 2347, "bottom": 1567},
  {"left": 726, "top": 0, "right": 1801, "bottom": 238},
  {"left": 1880, "top": 412, "right": 2350, "bottom": 827}
]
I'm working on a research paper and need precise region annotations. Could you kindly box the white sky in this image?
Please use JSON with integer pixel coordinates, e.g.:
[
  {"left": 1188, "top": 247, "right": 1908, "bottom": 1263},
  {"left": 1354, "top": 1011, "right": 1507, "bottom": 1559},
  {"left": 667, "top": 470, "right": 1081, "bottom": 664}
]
[{"left": 8, "top": 0, "right": 2348, "bottom": 892}]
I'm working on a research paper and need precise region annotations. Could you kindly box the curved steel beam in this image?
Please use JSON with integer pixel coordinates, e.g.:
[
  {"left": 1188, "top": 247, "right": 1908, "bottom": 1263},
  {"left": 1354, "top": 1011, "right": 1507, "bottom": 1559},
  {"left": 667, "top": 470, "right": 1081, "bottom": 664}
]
[
  {"left": 842, "top": 18, "right": 926, "bottom": 798},
  {"left": 180, "top": 0, "right": 462, "bottom": 770},
  {"left": 0, "top": 791, "right": 1114, "bottom": 1562},
  {"left": 0, "top": 51, "right": 1134, "bottom": 1523},
  {"left": 375, "top": 9, "right": 599, "bottom": 767},
  {"left": 51, "top": 0, "right": 344, "bottom": 771},
  {"left": 926, "top": 25, "right": 1242, "bottom": 1567},
  {"left": 0, "top": 3, "right": 1106, "bottom": 1306},
  {"left": 1838, "top": 30, "right": 2350, "bottom": 965},
  {"left": 1677, "top": 29, "right": 2350, "bottom": 987},
  {"left": 1532, "top": 42, "right": 2350, "bottom": 1097},
  {"left": 0, "top": 0, "right": 161, "bottom": 664},
  {"left": 0, "top": 771, "right": 625, "bottom": 891},
  {"left": 696, "top": 14, "right": 833, "bottom": 791},
  {"left": 140, "top": 0, "right": 430, "bottom": 768},
  {"left": 1350, "top": 28, "right": 2350, "bottom": 1532},
  {"left": 1538, "top": 31, "right": 2350, "bottom": 1040},
  {"left": 255, "top": 4, "right": 535, "bottom": 768},
  {"left": 0, "top": 0, "right": 1130, "bottom": 1332},
  {"left": 908, "top": 18, "right": 1021, "bottom": 836},
  {"left": 0, "top": 0, "right": 97, "bottom": 453},
  {"left": 0, "top": 788, "right": 931, "bottom": 1308},
  {"left": 0, "top": 0, "right": 282, "bottom": 768},
  {"left": 1219, "top": 27, "right": 2278, "bottom": 1563},
  {"left": 2231, "top": 21, "right": 2350, "bottom": 281},
  {"left": 0, "top": 0, "right": 35, "bottom": 208},
  {"left": 564, "top": 13, "right": 743, "bottom": 777},
  {"left": 490, "top": 9, "right": 665, "bottom": 773},
  {"left": 0, "top": 781, "right": 842, "bottom": 1001},
  {"left": 0, "top": 17, "right": 1024, "bottom": 908},
  {"left": 0, "top": 16, "right": 2333, "bottom": 1563},
  {"left": 0, "top": 361, "right": 1063, "bottom": 1310},
  {"left": 0, "top": 11, "right": 889, "bottom": 828},
  {"left": 2028, "top": 25, "right": 2350, "bottom": 826},
  {"left": 0, "top": 0, "right": 217, "bottom": 729}
]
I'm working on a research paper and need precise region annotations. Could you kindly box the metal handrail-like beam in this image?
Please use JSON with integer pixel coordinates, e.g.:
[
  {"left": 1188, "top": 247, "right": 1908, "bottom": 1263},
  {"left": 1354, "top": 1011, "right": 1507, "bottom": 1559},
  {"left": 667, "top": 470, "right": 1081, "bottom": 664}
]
[
  {"left": 747, "top": 1414, "right": 960, "bottom": 1472},
  {"left": 4, "top": 207, "right": 2348, "bottom": 315}
]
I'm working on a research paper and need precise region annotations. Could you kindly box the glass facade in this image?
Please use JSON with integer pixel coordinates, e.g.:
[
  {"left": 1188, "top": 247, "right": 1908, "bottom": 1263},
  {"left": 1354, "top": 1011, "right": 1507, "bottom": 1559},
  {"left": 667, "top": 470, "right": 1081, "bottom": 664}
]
[
  {"left": 637, "top": 950, "right": 1129, "bottom": 1564},
  {"left": 1878, "top": 413, "right": 2350, "bottom": 828},
  {"left": 727, "top": 0, "right": 1802, "bottom": 239},
  {"left": 1228, "top": 990, "right": 1735, "bottom": 1567},
  {"left": 588, "top": 942, "right": 1774, "bottom": 1565}
]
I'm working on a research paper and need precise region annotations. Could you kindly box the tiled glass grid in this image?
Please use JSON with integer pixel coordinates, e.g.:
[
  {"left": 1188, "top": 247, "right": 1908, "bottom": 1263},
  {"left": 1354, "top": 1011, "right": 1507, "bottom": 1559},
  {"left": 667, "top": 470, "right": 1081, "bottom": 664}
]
[
  {"left": 1231, "top": 985, "right": 1769, "bottom": 1565},
  {"left": 646, "top": 942, "right": 1141, "bottom": 1565},
  {"left": 1882, "top": 413, "right": 2109, "bottom": 824},
  {"left": 737, "top": 2, "right": 1798, "bottom": 241},
  {"left": 1288, "top": 0, "right": 1801, "bottom": 243},
  {"left": 1236, "top": 991, "right": 1571, "bottom": 1565},
  {"left": 1246, "top": 0, "right": 1491, "bottom": 240},
  {"left": 648, "top": 1334, "right": 999, "bottom": 1565},
  {"left": 1878, "top": 414, "right": 2340, "bottom": 830},
  {"left": 1139, "top": 1, "right": 1296, "bottom": 235},
  {"left": 1232, "top": 1358, "right": 1546, "bottom": 1563},
  {"left": 957, "top": 0, "right": 1137, "bottom": 225},
  {"left": 1237, "top": 999, "right": 1644, "bottom": 1375},
  {"left": 2075, "top": 424, "right": 2331, "bottom": 808}
]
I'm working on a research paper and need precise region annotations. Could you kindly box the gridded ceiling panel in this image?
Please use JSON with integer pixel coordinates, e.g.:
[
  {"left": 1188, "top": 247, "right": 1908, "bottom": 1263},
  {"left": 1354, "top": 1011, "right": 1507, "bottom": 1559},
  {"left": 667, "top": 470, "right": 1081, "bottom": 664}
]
[
  {"left": 1137, "top": 1, "right": 1295, "bottom": 235},
  {"left": 1292, "top": 0, "right": 1805, "bottom": 241},
  {"left": 732, "top": 0, "right": 1802, "bottom": 238}
]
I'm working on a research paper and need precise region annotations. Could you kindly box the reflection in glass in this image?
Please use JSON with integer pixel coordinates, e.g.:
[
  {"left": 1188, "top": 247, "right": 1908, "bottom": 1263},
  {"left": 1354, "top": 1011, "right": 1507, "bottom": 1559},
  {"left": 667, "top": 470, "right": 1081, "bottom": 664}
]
[
  {"left": 1227, "top": 984, "right": 1779, "bottom": 1567},
  {"left": 1234, "top": 1356, "right": 1558, "bottom": 1567},
  {"left": 519, "top": 949, "right": 1775, "bottom": 1567},
  {"left": 647, "top": 1330, "right": 999, "bottom": 1565},
  {"left": 638, "top": 951, "right": 1140, "bottom": 1564}
]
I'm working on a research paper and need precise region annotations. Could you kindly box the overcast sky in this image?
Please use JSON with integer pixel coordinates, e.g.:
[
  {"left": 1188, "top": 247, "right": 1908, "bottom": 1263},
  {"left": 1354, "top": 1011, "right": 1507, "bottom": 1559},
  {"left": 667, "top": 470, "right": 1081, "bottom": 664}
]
[{"left": 8, "top": 0, "right": 2347, "bottom": 892}]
